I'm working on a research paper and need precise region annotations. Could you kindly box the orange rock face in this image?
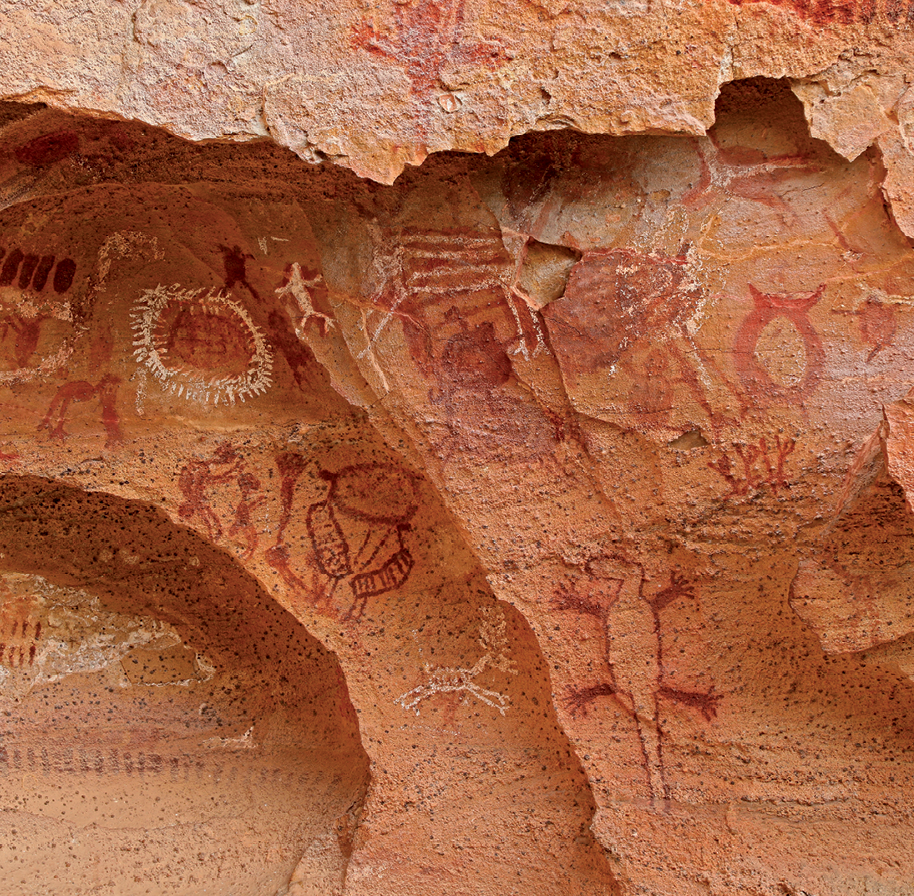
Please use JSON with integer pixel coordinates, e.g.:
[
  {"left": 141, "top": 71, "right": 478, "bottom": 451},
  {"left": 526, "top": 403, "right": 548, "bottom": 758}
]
[{"left": 1, "top": 9, "right": 914, "bottom": 891}]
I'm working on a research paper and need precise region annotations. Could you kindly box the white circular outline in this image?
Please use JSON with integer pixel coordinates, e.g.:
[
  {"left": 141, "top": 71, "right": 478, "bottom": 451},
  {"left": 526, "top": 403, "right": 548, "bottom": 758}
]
[{"left": 132, "top": 283, "right": 273, "bottom": 406}]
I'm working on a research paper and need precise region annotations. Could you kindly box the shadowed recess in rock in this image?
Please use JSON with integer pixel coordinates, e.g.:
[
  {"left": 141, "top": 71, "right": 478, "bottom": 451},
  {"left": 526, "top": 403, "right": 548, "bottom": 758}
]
[{"left": 0, "top": 475, "right": 370, "bottom": 896}]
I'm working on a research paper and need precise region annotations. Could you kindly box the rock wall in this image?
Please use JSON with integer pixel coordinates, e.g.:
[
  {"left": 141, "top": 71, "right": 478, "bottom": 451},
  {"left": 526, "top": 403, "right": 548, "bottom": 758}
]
[{"left": 0, "top": 5, "right": 913, "bottom": 895}]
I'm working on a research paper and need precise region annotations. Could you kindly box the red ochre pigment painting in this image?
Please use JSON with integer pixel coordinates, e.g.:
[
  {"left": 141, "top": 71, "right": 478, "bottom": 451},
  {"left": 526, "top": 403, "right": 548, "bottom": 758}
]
[
  {"left": 351, "top": 0, "right": 509, "bottom": 115},
  {"left": 553, "top": 567, "right": 720, "bottom": 806},
  {"left": 733, "top": 284, "right": 826, "bottom": 403},
  {"left": 267, "top": 457, "right": 419, "bottom": 620},
  {"left": 0, "top": 74, "right": 914, "bottom": 896}
]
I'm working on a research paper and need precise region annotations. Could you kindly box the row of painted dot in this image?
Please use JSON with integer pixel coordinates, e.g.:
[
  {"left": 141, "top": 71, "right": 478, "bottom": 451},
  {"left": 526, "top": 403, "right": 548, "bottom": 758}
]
[{"left": 0, "top": 248, "right": 76, "bottom": 294}]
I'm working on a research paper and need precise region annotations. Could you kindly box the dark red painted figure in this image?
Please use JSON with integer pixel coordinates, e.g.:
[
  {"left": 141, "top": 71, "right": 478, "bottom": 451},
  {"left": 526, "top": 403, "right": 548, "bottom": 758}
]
[
  {"left": 556, "top": 572, "right": 719, "bottom": 721},
  {"left": 708, "top": 434, "right": 796, "bottom": 498},
  {"left": 178, "top": 444, "right": 267, "bottom": 555},
  {"left": 217, "top": 242, "right": 322, "bottom": 392},
  {"left": 219, "top": 244, "right": 259, "bottom": 298},
  {"left": 0, "top": 314, "right": 48, "bottom": 368},
  {"left": 268, "top": 456, "right": 419, "bottom": 620},
  {"left": 39, "top": 374, "right": 121, "bottom": 447},
  {"left": 228, "top": 471, "right": 266, "bottom": 560},
  {"left": 177, "top": 444, "right": 244, "bottom": 542},
  {"left": 0, "top": 594, "right": 41, "bottom": 669},
  {"left": 553, "top": 569, "right": 719, "bottom": 804},
  {"left": 832, "top": 295, "right": 897, "bottom": 362}
]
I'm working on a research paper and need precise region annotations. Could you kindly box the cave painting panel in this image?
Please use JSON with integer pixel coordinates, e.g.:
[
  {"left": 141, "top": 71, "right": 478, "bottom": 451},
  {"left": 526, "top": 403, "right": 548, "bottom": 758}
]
[
  {"left": 0, "top": 91, "right": 913, "bottom": 896},
  {"left": 543, "top": 255, "right": 849, "bottom": 446},
  {"left": 543, "top": 247, "right": 745, "bottom": 441},
  {"left": 0, "top": 185, "right": 335, "bottom": 439},
  {"left": 268, "top": 457, "right": 419, "bottom": 620},
  {"left": 367, "top": 228, "right": 545, "bottom": 370},
  {"left": 132, "top": 283, "right": 274, "bottom": 406},
  {"left": 553, "top": 565, "right": 719, "bottom": 805}
]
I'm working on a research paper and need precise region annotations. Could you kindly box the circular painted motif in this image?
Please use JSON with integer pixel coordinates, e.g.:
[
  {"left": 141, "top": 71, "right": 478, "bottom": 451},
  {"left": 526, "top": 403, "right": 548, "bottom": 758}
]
[{"left": 132, "top": 284, "right": 273, "bottom": 406}]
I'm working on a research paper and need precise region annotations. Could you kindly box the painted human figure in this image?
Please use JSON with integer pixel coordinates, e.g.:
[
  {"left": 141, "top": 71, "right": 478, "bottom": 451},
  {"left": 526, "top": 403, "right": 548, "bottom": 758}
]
[
  {"left": 0, "top": 591, "right": 41, "bottom": 669},
  {"left": 219, "top": 244, "right": 258, "bottom": 297},
  {"left": 228, "top": 471, "right": 266, "bottom": 560},
  {"left": 554, "top": 568, "right": 719, "bottom": 806},
  {"left": 0, "top": 314, "right": 49, "bottom": 368},
  {"left": 39, "top": 373, "right": 122, "bottom": 447},
  {"left": 217, "top": 243, "right": 333, "bottom": 395},
  {"left": 177, "top": 444, "right": 244, "bottom": 542}
]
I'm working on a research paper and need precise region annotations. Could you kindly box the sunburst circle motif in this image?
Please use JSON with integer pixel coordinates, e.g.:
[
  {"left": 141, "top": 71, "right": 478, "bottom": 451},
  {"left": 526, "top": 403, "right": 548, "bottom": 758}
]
[{"left": 132, "top": 284, "right": 273, "bottom": 406}]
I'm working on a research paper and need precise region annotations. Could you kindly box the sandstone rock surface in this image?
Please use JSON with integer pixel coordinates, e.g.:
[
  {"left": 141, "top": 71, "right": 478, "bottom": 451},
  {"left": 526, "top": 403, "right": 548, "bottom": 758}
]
[{"left": 0, "top": 5, "right": 913, "bottom": 896}]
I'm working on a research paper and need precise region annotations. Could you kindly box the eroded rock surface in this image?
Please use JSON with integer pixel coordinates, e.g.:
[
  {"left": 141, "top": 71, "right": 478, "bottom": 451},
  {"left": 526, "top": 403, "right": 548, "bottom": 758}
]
[
  {"left": 0, "top": 479, "right": 369, "bottom": 896},
  {"left": 0, "top": 63, "right": 911, "bottom": 896},
  {"left": 1, "top": 0, "right": 914, "bottom": 190}
]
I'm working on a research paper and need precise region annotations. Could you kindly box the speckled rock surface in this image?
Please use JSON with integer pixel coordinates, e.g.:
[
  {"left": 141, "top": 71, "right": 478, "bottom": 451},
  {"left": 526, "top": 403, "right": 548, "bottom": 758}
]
[{"left": 0, "top": 6, "right": 914, "bottom": 895}]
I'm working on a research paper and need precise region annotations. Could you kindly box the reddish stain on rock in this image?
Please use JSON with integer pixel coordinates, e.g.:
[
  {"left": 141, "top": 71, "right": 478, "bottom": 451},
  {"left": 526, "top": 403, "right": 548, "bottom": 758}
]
[
  {"left": 15, "top": 131, "right": 79, "bottom": 167},
  {"left": 723, "top": 0, "right": 913, "bottom": 25}
]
